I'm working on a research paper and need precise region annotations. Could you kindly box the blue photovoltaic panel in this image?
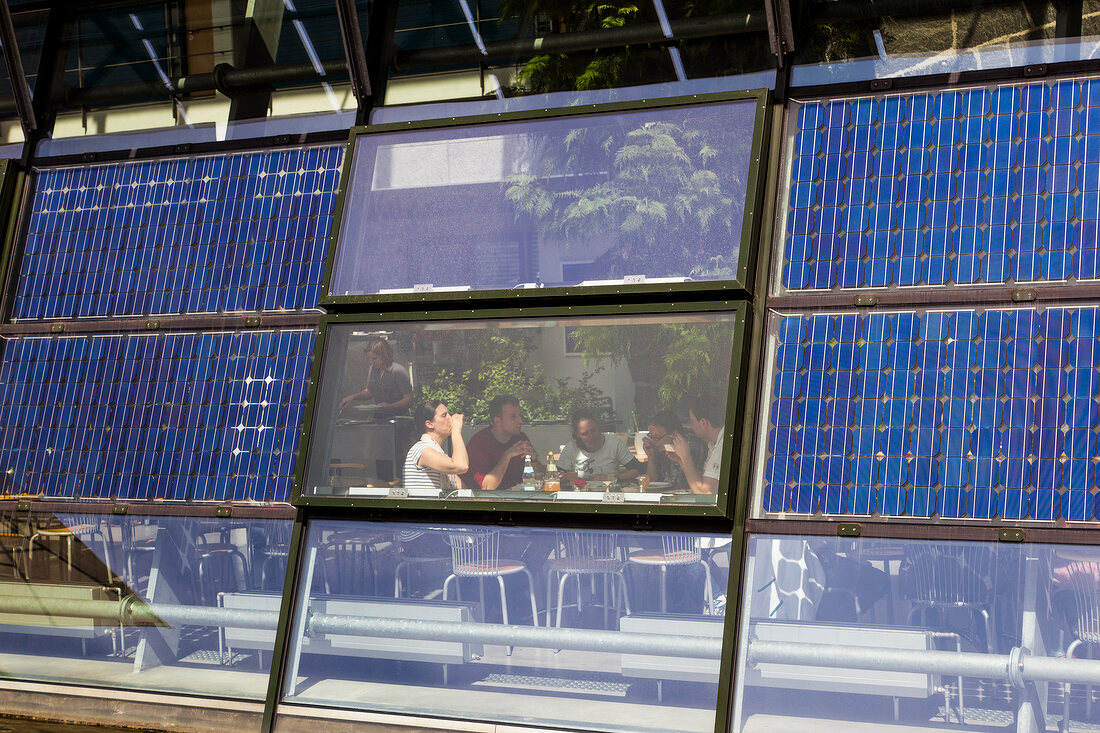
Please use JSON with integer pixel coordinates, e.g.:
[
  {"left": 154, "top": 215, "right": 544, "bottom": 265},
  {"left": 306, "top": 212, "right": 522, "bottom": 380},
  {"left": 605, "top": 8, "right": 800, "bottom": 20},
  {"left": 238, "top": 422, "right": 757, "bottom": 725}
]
[
  {"left": 13, "top": 146, "right": 343, "bottom": 320},
  {"left": 0, "top": 330, "right": 314, "bottom": 501},
  {"left": 761, "top": 307, "right": 1100, "bottom": 521},
  {"left": 781, "top": 79, "right": 1100, "bottom": 291}
]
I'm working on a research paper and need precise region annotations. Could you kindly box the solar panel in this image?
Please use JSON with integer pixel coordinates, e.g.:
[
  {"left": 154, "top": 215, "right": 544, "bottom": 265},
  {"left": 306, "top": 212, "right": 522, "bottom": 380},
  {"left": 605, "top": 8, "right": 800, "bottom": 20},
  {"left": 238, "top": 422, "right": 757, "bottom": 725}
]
[
  {"left": 13, "top": 146, "right": 343, "bottom": 320},
  {"left": 761, "top": 306, "right": 1100, "bottom": 521},
  {"left": 779, "top": 79, "right": 1100, "bottom": 291},
  {"left": 0, "top": 330, "right": 314, "bottom": 502}
]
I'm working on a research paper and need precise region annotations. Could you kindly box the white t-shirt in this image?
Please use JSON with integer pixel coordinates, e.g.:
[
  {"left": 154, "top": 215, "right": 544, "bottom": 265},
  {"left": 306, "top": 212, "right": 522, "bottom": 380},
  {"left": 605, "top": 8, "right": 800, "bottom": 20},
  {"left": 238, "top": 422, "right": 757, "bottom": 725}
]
[
  {"left": 703, "top": 433, "right": 724, "bottom": 482},
  {"left": 558, "top": 434, "right": 634, "bottom": 477},
  {"left": 403, "top": 434, "right": 459, "bottom": 491}
]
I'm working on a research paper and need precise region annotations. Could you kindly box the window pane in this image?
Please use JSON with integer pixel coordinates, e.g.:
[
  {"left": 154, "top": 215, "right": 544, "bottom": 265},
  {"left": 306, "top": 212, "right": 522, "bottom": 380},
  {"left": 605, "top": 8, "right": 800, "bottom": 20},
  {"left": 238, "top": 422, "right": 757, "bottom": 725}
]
[
  {"left": 754, "top": 305, "right": 1100, "bottom": 523},
  {"left": 777, "top": 80, "right": 1100, "bottom": 294},
  {"left": 281, "top": 519, "right": 731, "bottom": 732},
  {"left": 0, "top": 510, "right": 291, "bottom": 699},
  {"left": 303, "top": 310, "right": 741, "bottom": 507},
  {"left": 734, "top": 534, "right": 1095, "bottom": 732},
  {"left": 331, "top": 100, "right": 759, "bottom": 297},
  {"left": 381, "top": 0, "right": 773, "bottom": 114},
  {"left": 46, "top": 0, "right": 361, "bottom": 145},
  {"left": 0, "top": 329, "right": 314, "bottom": 501},
  {"left": 793, "top": 1, "right": 1100, "bottom": 85}
]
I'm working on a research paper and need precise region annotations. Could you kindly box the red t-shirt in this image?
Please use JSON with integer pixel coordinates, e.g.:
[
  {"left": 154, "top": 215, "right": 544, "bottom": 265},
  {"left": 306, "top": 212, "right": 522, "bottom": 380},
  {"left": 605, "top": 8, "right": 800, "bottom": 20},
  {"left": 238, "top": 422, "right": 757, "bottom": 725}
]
[{"left": 461, "top": 428, "right": 531, "bottom": 489}]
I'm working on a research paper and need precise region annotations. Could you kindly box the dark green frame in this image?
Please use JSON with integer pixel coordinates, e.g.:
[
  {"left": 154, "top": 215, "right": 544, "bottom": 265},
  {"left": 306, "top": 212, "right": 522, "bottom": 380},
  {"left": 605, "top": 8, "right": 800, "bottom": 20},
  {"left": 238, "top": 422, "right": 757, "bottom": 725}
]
[
  {"left": 292, "top": 299, "right": 751, "bottom": 520},
  {"left": 318, "top": 89, "right": 772, "bottom": 307},
  {"left": 0, "top": 159, "right": 25, "bottom": 321}
]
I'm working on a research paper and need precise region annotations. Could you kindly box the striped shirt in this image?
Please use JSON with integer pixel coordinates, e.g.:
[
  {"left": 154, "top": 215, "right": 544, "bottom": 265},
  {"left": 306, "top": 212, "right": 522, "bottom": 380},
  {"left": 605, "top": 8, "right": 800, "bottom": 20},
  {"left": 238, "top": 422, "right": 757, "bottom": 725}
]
[{"left": 403, "top": 433, "right": 459, "bottom": 492}]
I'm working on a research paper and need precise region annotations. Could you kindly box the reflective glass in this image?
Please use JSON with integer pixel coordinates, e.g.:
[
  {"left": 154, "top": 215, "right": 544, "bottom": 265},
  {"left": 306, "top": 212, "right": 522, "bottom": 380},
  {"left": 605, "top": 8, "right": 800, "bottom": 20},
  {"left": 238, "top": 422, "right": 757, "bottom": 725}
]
[
  {"left": 734, "top": 534, "right": 1099, "bottom": 732},
  {"left": 0, "top": 329, "right": 314, "bottom": 502},
  {"left": 0, "top": 510, "right": 291, "bottom": 699},
  {"left": 793, "top": 1, "right": 1100, "bottom": 85},
  {"left": 15, "top": 145, "right": 342, "bottom": 320},
  {"left": 331, "top": 99, "right": 759, "bottom": 297},
  {"left": 755, "top": 305, "right": 1100, "bottom": 522},
  {"left": 281, "top": 519, "right": 731, "bottom": 732},
  {"left": 302, "top": 310, "right": 742, "bottom": 506},
  {"left": 383, "top": 0, "right": 773, "bottom": 112},
  {"left": 778, "top": 80, "right": 1100, "bottom": 294},
  {"left": 0, "top": 6, "right": 47, "bottom": 151},
  {"left": 47, "top": 0, "right": 361, "bottom": 144}
]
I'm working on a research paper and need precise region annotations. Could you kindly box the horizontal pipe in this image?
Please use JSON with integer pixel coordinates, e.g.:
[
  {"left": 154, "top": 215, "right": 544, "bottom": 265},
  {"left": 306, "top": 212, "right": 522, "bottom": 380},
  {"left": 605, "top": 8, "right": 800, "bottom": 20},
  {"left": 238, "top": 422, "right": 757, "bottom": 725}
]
[
  {"left": 8, "top": 592, "right": 1100, "bottom": 684},
  {"left": 750, "top": 640, "right": 1100, "bottom": 686},
  {"left": 393, "top": 13, "right": 767, "bottom": 71},
  {"left": 308, "top": 613, "right": 722, "bottom": 659},
  {"left": 749, "top": 639, "right": 1009, "bottom": 679}
]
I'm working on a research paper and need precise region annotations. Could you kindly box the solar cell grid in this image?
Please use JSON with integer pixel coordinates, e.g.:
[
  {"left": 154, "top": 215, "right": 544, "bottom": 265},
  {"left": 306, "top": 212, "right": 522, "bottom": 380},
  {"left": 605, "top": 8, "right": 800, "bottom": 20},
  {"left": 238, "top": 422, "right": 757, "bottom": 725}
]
[
  {"left": 780, "top": 77, "right": 1100, "bottom": 291},
  {"left": 761, "top": 306, "right": 1100, "bottom": 522},
  {"left": 12, "top": 146, "right": 344, "bottom": 321},
  {"left": 0, "top": 330, "right": 314, "bottom": 502}
]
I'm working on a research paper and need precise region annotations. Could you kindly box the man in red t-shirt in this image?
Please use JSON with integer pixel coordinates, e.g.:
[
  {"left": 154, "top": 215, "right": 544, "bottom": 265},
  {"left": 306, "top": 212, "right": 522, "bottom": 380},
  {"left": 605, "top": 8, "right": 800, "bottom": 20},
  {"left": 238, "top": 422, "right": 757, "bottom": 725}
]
[{"left": 461, "top": 395, "right": 544, "bottom": 490}]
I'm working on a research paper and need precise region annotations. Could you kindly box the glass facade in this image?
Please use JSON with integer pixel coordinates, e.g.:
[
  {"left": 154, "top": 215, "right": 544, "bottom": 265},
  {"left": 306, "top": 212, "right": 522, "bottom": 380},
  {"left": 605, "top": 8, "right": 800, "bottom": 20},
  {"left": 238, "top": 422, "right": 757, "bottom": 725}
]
[
  {"left": 46, "top": 0, "right": 363, "bottom": 144},
  {"left": 0, "top": 509, "right": 292, "bottom": 699},
  {"left": 792, "top": 0, "right": 1100, "bottom": 85},
  {"left": 329, "top": 97, "right": 762, "bottom": 299},
  {"left": 382, "top": 0, "right": 774, "bottom": 113},
  {"left": 283, "top": 520, "right": 732, "bottom": 733},
  {"left": 302, "top": 309, "right": 744, "bottom": 508},
  {"left": 0, "top": 2, "right": 1099, "bottom": 733},
  {"left": 732, "top": 534, "right": 1097, "bottom": 731}
]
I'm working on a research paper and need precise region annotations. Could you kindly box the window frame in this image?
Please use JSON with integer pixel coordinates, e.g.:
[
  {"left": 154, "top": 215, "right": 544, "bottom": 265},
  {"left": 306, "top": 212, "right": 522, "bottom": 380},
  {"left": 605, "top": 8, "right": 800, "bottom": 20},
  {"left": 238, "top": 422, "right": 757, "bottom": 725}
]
[
  {"left": 319, "top": 89, "right": 772, "bottom": 307},
  {"left": 293, "top": 300, "right": 752, "bottom": 519}
]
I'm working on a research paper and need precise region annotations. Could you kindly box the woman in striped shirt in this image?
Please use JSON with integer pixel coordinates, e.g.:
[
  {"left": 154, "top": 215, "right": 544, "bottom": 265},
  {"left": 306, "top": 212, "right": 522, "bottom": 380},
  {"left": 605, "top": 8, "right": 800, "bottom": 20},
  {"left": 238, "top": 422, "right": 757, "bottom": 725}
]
[{"left": 403, "top": 400, "right": 469, "bottom": 492}]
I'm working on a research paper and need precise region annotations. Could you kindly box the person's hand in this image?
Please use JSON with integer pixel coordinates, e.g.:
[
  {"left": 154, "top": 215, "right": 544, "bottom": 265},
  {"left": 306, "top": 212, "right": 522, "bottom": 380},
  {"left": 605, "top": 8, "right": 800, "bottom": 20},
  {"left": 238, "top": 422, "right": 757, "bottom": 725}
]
[
  {"left": 339, "top": 394, "right": 356, "bottom": 411},
  {"left": 642, "top": 435, "right": 659, "bottom": 455},
  {"left": 449, "top": 413, "right": 465, "bottom": 432},
  {"left": 670, "top": 433, "right": 692, "bottom": 463}
]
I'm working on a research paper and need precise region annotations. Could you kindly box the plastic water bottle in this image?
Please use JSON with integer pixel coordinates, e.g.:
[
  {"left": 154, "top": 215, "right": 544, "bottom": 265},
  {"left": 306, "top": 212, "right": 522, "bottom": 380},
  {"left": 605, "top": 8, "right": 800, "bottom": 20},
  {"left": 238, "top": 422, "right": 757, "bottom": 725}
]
[{"left": 522, "top": 455, "right": 535, "bottom": 490}]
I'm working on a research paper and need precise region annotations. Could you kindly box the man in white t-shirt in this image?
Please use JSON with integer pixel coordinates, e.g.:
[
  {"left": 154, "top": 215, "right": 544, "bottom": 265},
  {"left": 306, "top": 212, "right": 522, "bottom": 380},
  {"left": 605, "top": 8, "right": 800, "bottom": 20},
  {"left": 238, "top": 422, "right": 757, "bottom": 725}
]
[
  {"left": 670, "top": 391, "right": 726, "bottom": 494},
  {"left": 558, "top": 409, "right": 644, "bottom": 482}
]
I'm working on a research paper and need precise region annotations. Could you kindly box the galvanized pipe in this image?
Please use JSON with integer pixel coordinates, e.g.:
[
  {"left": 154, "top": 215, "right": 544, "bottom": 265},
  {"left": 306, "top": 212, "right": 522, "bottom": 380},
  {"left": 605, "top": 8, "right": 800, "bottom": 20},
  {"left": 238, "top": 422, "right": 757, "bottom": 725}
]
[
  {"left": 8, "top": 591, "right": 1100, "bottom": 685},
  {"left": 307, "top": 613, "right": 722, "bottom": 659},
  {"left": 749, "top": 640, "right": 1100, "bottom": 687}
]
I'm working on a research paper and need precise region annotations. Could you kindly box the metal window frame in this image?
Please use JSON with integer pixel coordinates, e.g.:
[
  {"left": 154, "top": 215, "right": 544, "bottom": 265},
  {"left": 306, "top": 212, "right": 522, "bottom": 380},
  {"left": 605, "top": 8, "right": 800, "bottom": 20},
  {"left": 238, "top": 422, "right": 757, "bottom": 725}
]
[
  {"left": 291, "top": 300, "right": 752, "bottom": 521},
  {"left": 317, "top": 89, "right": 771, "bottom": 308}
]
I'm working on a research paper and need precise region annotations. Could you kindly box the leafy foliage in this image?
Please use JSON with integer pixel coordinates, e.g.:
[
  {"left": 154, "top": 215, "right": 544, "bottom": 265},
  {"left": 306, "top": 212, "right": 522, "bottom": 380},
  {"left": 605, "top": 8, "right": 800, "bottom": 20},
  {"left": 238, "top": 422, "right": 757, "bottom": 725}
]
[
  {"left": 505, "top": 118, "right": 741, "bottom": 278},
  {"left": 416, "top": 331, "right": 607, "bottom": 423},
  {"left": 568, "top": 321, "right": 732, "bottom": 420}
]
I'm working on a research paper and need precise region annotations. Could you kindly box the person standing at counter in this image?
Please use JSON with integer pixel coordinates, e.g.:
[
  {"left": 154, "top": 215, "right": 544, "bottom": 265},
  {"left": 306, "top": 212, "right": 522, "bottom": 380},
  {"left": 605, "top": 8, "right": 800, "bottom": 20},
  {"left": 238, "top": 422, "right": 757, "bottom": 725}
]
[
  {"left": 559, "top": 409, "right": 643, "bottom": 481},
  {"left": 403, "top": 400, "right": 468, "bottom": 491},
  {"left": 461, "top": 395, "right": 543, "bottom": 490},
  {"left": 670, "top": 391, "right": 726, "bottom": 494},
  {"left": 339, "top": 338, "right": 413, "bottom": 416}
]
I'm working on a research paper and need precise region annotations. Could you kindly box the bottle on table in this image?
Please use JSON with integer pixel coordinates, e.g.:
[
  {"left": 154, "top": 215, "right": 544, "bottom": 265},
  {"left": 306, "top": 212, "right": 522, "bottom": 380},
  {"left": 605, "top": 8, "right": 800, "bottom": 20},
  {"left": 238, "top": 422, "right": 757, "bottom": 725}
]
[{"left": 522, "top": 454, "right": 536, "bottom": 490}]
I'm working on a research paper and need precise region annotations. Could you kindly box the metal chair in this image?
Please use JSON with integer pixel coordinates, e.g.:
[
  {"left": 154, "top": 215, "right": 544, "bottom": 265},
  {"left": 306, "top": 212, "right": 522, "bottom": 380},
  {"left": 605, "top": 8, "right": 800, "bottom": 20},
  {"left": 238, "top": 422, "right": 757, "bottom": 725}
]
[
  {"left": 900, "top": 544, "right": 996, "bottom": 652},
  {"left": 316, "top": 532, "right": 384, "bottom": 596},
  {"left": 627, "top": 534, "right": 714, "bottom": 614},
  {"left": 899, "top": 544, "right": 997, "bottom": 725},
  {"left": 27, "top": 516, "right": 113, "bottom": 585},
  {"left": 443, "top": 528, "right": 539, "bottom": 653},
  {"left": 393, "top": 531, "right": 448, "bottom": 598},
  {"left": 1059, "top": 561, "right": 1100, "bottom": 732},
  {"left": 545, "top": 530, "right": 630, "bottom": 628},
  {"left": 193, "top": 542, "right": 249, "bottom": 605}
]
